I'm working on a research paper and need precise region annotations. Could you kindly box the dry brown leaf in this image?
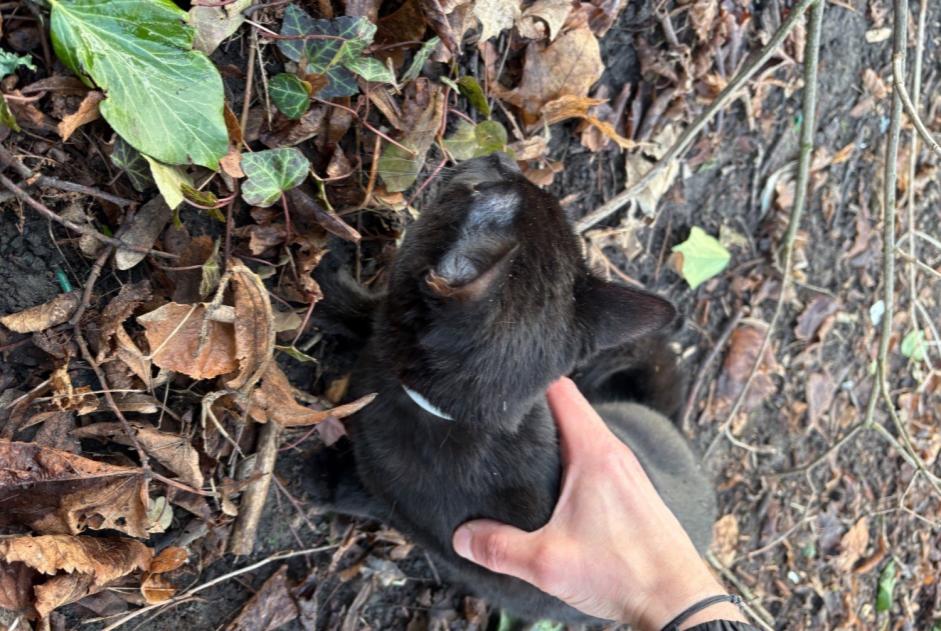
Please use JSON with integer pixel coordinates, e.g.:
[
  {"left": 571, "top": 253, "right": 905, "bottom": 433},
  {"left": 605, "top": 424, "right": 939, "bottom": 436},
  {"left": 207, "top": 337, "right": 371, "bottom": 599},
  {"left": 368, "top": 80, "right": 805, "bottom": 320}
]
[
  {"left": 114, "top": 325, "right": 153, "bottom": 384},
  {"left": 542, "top": 94, "right": 608, "bottom": 125},
  {"left": 836, "top": 517, "right": 870, "bottom": 572},
  {"left": 247, "top": 363, "right": 376, "bottom": 427},
  {"left": 220, "top": 147, "right": 245, "bottom": 178},
  {"left": 50, "top": 364, "right": 98, "bottom": 413},
  {"left": 507, "top": 135, "right": 549, "bottom": 161},
  {"left": 115, "top": 197, "right": 173, "bottom": 271},
  {"left": 418, "top": 0, "right": 459, "bottom": 54},
  {"left": 625, "top": 124, "right": 680, "bottom": 216},
  {"left": 714, "top": 324, "right": 781, "bottom": 418},
  {"left": 0, "top": 440, "right": 150, "bottom": 538},
  {"left": 71, "top": 423, "right": 204, "bottom": 488},
  {"left": 138, "top": 302, "right": 238, "bottom": 380},
  {"left": 711, "top": 514, "right": 739, "bottom": 566},
  {"left": 473, "top": 0, "right": 520, "bottom": 41},
  {"left": 516, "top": 0, "right": 572, "bottom": 40},
  {"left": 95, "top": 281, "right": 153, "bottom": 362},
  {"left": 690, "top": 0, "right": 718, "bottom": 43},
  {"left": 288, "top": 189, "right": 362, "bottom": 243},
  {"left": 806, "top": 372, "right": 835, "bottom": 428},
  {"left": 0, "top": 291, "right": 80, "bottom": 334},
  {"left": 226, "top": 263, "right": 275, "bottom": 391},
  {"left": 794, "top": 295, "right": 839, "bottom": 341},
  {"left": 225, "top": 565, "right": 298, "bottom": 631},
  {"left": 504, "top": 27, "right": 603, "bottom": 125},
  {"left": 57, "top": 90, "right": 104, "bottom": 141},
  {"left": 0, "top": 535, "right": 152, "bottom": 619},
  {"left": 138, "top": 546, "right": 187, "bottom": 604}
]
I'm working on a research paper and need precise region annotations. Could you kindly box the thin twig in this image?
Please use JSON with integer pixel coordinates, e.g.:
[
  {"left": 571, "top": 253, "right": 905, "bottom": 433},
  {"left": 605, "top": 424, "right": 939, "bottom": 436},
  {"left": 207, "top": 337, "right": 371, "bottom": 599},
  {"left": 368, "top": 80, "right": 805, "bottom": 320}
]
[
  {"left": 575, "top": 0, "right": 820, "bottom": 232},
  {"left": 680, "top": 307, "right": 746, "bottom": 434},
  {"left": 0, "top": 145, "right": 133, "bottom": 207},
  {"left": 704, "top": 0, "right": 825, "bottom": 460},
  {"left": 0, "top": 172, "right": 176, "bottom": 259},
  {"left": 705, "top": 551, "right": 776, "bottom": 631},
  {"left": 98, "top": 544, "right": 337, "bottom": 631},
  {"left": 893, "top": 58, "right": 941, "bottom": 158}
]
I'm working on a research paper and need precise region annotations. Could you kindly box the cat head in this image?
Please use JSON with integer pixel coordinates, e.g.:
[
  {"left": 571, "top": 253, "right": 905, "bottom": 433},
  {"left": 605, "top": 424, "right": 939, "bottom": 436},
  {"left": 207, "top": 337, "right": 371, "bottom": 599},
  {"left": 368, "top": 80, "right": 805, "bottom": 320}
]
[{"left": 379, "top": 153, "right": 676, "bottom": 426}]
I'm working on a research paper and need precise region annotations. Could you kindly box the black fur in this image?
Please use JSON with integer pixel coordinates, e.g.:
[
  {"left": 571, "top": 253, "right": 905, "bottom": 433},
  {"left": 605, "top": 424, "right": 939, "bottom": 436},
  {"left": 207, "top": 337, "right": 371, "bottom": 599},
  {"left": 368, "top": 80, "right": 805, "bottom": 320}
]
[{"left": 308, "top": 154, "right": 716, "bottom": 623}]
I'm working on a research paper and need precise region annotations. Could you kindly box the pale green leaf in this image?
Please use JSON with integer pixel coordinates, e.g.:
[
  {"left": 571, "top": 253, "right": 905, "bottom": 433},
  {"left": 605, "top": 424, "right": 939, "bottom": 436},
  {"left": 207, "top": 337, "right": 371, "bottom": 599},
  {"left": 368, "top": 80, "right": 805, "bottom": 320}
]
[
  {"left": 147, "top": 496, "right": 173, "bottom": 533},
  {"left": 277, "top": 345, "right": 318, "bottom": 363},
  {"left": 402, "top": 36, "right": 439, "bottom": 82},
  {"left": 278, "top": 7, "right": 377, "bottom": 98},
  {"left": 876, "top": 559, "right": 896, "bottom": 612},
  {"left": 0, "top": 48, "right": 36, "bottom": 77},
  {"left": 442, "top": 120, "right": 479, "bottom": 161},
  {"left": 270, "top": 73, "right": 311, "bottom": 119},
  {"left": 49, "top": 0, "right": 229, "bottom": 169},
  {"left": 241, "top": 148, "right": 311, "bottom": 207},
  {"left": 900, "top": 329, "right": 926, "bottom": 362},
  {"left": 672, "top": 226, "right": 731, "bottom": 290},
  {"left": 111, "top": 138, "right": 153, "bottom": 192},
  {"left": 378, "top": 89, "right": 444, "bottom": 192},
  {"left": 345, "top": 55, "right": 395, "bottom": 84},
  {"left": 529, "top": 621, "right": 564, "bottom": 631},
  {"left": 145, "top": 156, "right": 193, "bottom": 210}
]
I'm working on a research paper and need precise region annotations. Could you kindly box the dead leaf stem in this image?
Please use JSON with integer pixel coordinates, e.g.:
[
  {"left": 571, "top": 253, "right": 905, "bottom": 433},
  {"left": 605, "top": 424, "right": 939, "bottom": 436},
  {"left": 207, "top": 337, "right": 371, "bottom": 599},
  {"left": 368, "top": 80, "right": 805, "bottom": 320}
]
[
  {"left": 575, "top": 0, "right": 822, "bottom": 232},
  {"left": 704, "top": 0, "right": 825, "bottom": 460},
  {"left": 228, "top": 421, "right": 280, "bottom": 556}
]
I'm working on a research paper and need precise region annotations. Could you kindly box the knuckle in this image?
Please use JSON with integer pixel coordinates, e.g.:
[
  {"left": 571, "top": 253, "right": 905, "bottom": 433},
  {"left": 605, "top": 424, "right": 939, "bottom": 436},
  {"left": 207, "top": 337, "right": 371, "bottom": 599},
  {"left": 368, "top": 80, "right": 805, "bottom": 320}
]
[
  {"left": 528, "top": 542, "right": 561, "bottom": 589},
  {"left": 479, "top": 532, "right": 509, "bottom": 570}
]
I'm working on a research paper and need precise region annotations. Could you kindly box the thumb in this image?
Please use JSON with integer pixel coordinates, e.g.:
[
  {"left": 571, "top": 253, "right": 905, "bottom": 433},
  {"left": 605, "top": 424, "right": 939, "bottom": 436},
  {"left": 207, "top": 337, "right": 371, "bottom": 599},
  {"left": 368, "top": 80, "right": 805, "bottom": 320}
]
[{"left": 452, "top": 519, "right": 540, "bottom": 581}]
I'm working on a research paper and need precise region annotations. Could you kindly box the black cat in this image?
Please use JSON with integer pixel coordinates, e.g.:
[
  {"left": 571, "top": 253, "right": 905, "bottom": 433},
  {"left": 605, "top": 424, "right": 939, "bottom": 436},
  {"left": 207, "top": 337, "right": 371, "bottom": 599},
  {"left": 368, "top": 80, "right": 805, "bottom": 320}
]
[{"left": 308, "top": 153, "right": 716, "bottom": 623}]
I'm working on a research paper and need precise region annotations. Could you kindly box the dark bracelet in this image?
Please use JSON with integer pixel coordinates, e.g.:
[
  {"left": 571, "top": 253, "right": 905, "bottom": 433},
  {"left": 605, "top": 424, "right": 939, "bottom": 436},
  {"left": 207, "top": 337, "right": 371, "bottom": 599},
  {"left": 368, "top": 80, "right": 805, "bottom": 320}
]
[{"left": 660, "top": 594, "right": 744, "bottom": 631}]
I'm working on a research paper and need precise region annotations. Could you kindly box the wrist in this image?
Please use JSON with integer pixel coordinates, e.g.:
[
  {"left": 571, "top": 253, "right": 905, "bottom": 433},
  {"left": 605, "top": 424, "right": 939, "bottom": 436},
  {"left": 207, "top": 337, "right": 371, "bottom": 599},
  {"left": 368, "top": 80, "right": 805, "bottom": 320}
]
[{"left": 630, "top": 568, "right": 726, "bottom": 631}]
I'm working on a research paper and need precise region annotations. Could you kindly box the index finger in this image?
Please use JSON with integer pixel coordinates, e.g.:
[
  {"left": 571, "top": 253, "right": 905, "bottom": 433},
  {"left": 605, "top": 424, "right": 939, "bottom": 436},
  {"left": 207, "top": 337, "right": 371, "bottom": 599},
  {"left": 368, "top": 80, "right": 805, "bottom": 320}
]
[{"left": 546, "top": 378, "right": 618, "bottom": 466}]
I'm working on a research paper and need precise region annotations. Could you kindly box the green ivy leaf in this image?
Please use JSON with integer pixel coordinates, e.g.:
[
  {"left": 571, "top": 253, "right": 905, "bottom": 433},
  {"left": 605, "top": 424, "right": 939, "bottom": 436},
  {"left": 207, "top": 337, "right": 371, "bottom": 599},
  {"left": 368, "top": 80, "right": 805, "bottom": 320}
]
[
  {"left": 49, "top": 0, "right": 228, "bottom": 169},
  {"left": 900, "top": 329, "right": 926, "bottom": 362},
  {"left": 672, "top": 227, "right": 731, "bottom": 290},
  {"left": 345, "top": 55, "right": 395, "bottom": 84},
  {"left": 278, "top": 7, "right": 377, "bottom": 98},
  {"left": 0, "top": 48, "right": 36, "bottom": 77},
  {"left": 457, "top": 76, "right": 491, "bottom": 117},
  {"left": 876, "top": 559, "right": 897, "bottom": 613},
  {"left": 110, "top": 138, "right": 153, "bottom": 192},
  {"left": 241, "top": 148, "right": 311, "bottom": 207},
  {"left": 270, "top": 73, "right": 311, "bottom": 119},
  {"left": 402, "top": 36, "right": 439, "bottom": 83}
]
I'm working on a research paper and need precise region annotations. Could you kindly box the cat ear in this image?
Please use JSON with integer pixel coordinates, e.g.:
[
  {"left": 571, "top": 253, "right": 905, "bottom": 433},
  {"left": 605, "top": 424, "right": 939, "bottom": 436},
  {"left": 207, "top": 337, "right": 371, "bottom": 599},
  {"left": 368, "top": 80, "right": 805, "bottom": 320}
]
[
  {"left": 578, "top": 277, "right": 677, "bottom": 349},
  {"left": 426, "top": 244, "right": 518, "bottom": 302}
]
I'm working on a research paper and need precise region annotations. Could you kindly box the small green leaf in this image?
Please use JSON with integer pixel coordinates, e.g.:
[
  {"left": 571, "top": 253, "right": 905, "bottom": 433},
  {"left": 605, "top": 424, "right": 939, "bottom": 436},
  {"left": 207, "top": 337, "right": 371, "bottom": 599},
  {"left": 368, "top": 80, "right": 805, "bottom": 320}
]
[
  {"left": 442, "top": 120, "right": 479, "bottom": 160},
  {"left": 474, "top": 120, "right": 507, "bottom": 155},
  {"left": 277, "top": 345, "right": 318, "bottom": 363},
  {"left": 496, "top": 611, "right": 515, "bottom": 631},
  {"left": 190, "top": 0, "right": 252, "bottom": 55},
  {"left": 672, "top": 227, "right": 731, "bottom": 290},
  {"left": 377, "top": 143, "right": 421, "bottom": 193},
  {"left": 278, "top": 7, "right": 377, "bottom": 98},
  {"left": 145, "top": 156, "right": 193, "bottom": 210},
  {"left": 402, "top": 36, "right": 439, "bottom": 82},
  {"left": 345, "top": 55, "right": 395, "bottom": 84},
  {"left": 900, "top": 329, "right": 926, "bottom": 362},
  {"left": 241, "top": 148, "right": 311, "bottom": 207},
  {"left": 457, "top": 76, "right": 491, "bottom": 117},
  {"left": 0, "top": 48, "right": 36, "bottom": 77},
  {"left": 0, "top": 97, "right": 20, "bottom": 132},
  {"left": 49, "top": 0, "right": 228, "bottom": 169},
  {"left": 270, "top": 73, "right": 311, "bottom": 119},
  {"left": 111, "top": 138, "right": 153, "bottom": 192},
  {"left": 180, "top": 183, "right": 218, "bottom": 208},
  {"left": 875, "top": 559, "right": 897, "bottom": 613},
  {"left": 529, "top": 621, "right": 564, "bottom": 631}
]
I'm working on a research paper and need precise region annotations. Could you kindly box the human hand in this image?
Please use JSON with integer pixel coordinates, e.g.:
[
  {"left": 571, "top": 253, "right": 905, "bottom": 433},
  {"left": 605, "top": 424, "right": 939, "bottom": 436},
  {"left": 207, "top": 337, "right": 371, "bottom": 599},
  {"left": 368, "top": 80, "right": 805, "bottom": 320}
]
[{"left": 452, "top": 378, "right": 747, "bottom": 630}]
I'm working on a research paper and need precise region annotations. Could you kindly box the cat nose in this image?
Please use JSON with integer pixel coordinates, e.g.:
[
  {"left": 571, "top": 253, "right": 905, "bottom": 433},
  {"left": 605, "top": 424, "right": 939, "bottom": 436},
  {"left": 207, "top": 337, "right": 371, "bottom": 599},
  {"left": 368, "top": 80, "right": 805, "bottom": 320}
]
[{"left": 449, "top": 153, "right": 520, "bottom": 189}]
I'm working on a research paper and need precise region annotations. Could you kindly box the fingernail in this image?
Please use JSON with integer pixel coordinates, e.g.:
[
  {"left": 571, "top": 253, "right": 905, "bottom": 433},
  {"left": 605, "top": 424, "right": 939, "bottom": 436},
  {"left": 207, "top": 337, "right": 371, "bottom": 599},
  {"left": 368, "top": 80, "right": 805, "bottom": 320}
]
[{"left": 453, "top": 526, "right": 473, "bottom": 560}]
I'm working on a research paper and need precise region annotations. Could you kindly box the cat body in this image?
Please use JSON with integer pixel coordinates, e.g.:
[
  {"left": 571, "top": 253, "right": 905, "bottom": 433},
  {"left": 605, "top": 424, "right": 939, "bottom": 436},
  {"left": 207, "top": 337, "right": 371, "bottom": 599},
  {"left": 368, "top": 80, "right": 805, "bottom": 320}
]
[{"left": 310, "top": 154, "right": 716, "bottom": 623}]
